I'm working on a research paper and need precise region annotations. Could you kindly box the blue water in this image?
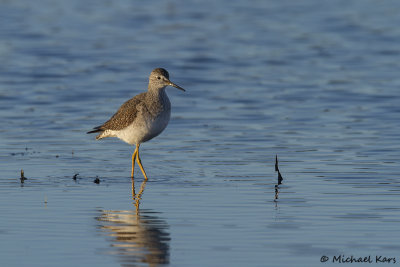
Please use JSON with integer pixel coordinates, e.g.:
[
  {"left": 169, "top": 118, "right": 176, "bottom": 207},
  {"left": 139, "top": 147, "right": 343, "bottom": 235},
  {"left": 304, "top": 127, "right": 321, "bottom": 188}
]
[{"left": 1, "top": 0, "right": 400, "bottom": 266}]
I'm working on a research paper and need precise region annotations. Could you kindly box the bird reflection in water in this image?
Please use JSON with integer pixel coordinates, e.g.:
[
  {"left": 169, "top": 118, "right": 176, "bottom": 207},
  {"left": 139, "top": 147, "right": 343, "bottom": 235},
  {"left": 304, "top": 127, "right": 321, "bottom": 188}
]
[
  {"left": 96, "top": 179, "right": 170, "bottom": 266},
  {"left": 132, "top": 177, "right": 147, "bottom": 211}
]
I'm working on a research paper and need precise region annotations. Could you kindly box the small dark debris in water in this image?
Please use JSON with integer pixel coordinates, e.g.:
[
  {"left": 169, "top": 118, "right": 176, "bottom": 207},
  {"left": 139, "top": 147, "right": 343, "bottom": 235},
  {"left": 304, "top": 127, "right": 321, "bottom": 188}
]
[
  {"left": 11, "top": 148, "right": 39, "bottom": 157},
  {"left": 73, "top": 173, "right": 79, "bottom": 181},
  {"left": 56, "top": 155, "right": 59, "bottom": 158},
  {"left": 94, "top": 176, "right": 100, "bottom": 184},
  {"left": 20, "top": 169, "right": 27, "bottom": 183},
  {"left": 11, "top": 152, "right": 25, "bottom": 156}
]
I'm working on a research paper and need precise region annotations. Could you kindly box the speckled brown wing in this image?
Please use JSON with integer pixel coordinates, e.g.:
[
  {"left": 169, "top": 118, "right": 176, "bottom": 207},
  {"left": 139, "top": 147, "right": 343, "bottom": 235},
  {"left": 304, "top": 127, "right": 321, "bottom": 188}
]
[{"left": 87, "top": 92, "right": 147, "bottom": 133}]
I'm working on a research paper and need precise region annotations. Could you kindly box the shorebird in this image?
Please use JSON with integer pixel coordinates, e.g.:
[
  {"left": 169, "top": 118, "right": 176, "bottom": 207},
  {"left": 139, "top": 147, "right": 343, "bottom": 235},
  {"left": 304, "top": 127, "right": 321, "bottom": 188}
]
[{"left": 87, "top": 68, "right": 185, "bottom": 180}]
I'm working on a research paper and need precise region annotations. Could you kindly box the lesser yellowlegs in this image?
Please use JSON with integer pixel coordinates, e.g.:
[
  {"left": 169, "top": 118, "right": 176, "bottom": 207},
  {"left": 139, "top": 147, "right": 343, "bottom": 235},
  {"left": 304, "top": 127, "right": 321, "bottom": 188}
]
[{"left": 87, "top": 68, "right": 185, "bottom": 179}]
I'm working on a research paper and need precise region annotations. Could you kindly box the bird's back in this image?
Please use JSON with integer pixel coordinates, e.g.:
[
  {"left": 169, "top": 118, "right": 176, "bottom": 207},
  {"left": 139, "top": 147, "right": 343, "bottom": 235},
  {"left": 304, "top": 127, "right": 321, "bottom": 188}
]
[{"left": 102, "top": 92, "right": 147, "bottom": 131}]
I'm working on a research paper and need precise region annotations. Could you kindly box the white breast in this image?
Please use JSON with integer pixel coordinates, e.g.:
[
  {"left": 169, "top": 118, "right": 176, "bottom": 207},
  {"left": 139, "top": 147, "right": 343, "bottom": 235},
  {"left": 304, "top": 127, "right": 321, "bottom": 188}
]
[{"left": 116, "top": 93, "right": 171, "bottom": 145}]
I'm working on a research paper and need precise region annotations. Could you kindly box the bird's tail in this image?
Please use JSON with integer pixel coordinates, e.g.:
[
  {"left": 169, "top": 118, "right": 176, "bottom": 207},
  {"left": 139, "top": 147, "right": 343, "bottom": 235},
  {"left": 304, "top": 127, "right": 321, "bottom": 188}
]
[
  {"left": 87, "top": 129, "right": 102, "bottom": 134},
  {"left": 87, "top": 126, "right": 105, "bottom": 140}
]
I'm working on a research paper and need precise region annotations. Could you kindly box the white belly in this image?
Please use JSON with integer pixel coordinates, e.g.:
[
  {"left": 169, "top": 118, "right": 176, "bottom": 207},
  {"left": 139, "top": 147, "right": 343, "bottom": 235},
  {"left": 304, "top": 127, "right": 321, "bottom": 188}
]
[{"left": 116, "top": 109, "right": 171, "bottom": 145}]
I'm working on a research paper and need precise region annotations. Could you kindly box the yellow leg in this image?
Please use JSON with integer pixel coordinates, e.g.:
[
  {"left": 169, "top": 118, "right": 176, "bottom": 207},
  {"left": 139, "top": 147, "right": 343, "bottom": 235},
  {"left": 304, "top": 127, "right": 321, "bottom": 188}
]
[
  {"left": 135, "top": 144, "right": 148, "bottom": 180},
  {"left": 131, "top": 146, "right": 138, "bottom": 179}
]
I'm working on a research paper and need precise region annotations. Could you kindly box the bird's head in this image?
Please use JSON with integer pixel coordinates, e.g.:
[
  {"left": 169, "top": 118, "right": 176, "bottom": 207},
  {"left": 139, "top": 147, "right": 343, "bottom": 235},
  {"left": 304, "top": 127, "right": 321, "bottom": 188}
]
[{"left": 149, "top": 68, "right": 185, "bottom": 92}]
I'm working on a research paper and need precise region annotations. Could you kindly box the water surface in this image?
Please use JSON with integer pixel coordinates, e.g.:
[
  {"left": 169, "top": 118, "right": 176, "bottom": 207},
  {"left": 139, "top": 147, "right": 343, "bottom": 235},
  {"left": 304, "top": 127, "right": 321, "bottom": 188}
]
[{"left": 1, "top": 0, "right": 400, "bottom": 266}]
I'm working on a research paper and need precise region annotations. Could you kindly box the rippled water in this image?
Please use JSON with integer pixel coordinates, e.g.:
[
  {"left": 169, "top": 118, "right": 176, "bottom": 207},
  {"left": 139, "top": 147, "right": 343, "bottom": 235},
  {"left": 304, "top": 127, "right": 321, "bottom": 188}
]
[{"left": 1, "top": 0, "right": 400, "bottom": 266}]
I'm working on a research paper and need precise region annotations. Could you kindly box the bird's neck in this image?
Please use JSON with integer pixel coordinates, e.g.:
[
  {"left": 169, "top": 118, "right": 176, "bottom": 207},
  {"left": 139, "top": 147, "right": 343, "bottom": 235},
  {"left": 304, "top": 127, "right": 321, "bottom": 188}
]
[
  {"left": 147, "top": 86, "right": 167, "bottom": 98},
  {"left": 146, "top": 87, "right": 170, "bottom": 110}
]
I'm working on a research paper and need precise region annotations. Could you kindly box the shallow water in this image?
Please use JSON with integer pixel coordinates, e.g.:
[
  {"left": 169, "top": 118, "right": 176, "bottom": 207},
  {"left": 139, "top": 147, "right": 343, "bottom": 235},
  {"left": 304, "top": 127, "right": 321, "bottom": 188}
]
[{"left": 1, "top": 0, "right": 400, "bottom": 266}]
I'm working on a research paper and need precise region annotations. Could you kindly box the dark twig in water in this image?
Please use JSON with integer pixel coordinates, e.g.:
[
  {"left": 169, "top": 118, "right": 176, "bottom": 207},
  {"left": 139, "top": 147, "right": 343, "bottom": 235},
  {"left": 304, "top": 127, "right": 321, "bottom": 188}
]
[
  {"left": 278, "top": 170, "right": 283, "bottom": 185},
  {"left": 274, "top": 155, "right": 284, "bottom": 201},
  {"left": 20, "top": 169, "right": 27, "bottom": 183},
  {"left": 275, "top": 155, "right": 283, "bottom": 185},
  {"left": 73, "top": 173, "right": 79, "bottom": 181},
  {"left": 94, "top": 176, "right": 100, "bottom": 184}
]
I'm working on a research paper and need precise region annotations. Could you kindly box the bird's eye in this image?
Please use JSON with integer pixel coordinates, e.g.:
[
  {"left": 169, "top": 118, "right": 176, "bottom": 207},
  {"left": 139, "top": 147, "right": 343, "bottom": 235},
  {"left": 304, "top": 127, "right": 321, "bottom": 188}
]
[{"left": 157, "top": 76, "right": 161, "bottom": 80}]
